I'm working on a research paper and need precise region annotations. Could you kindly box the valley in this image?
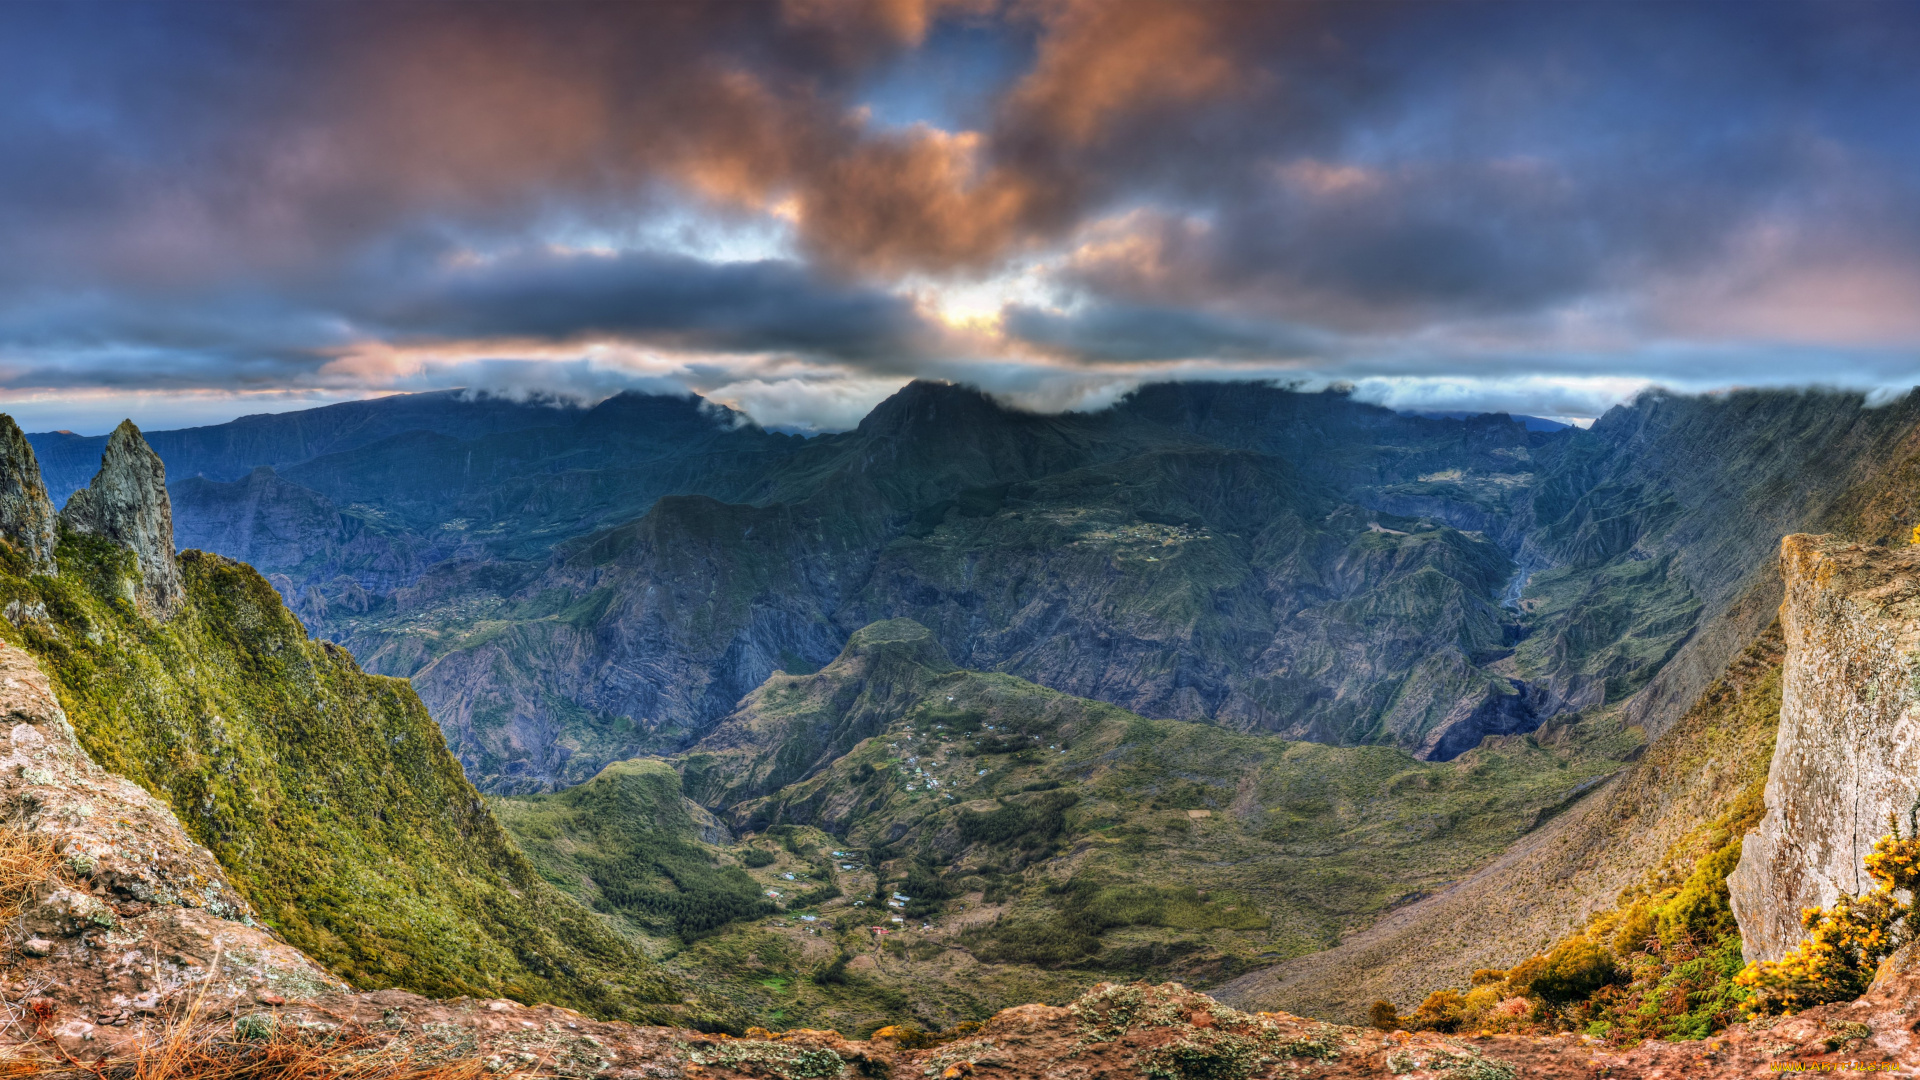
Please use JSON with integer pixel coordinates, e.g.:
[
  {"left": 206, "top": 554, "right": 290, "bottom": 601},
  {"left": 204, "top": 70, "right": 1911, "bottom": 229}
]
[
  {"left": 9, "top": 381, "right": 1920, "bottom": 1059},
  {"left": 490, "top": 618, "right": 1639, "bottom": 1034}
]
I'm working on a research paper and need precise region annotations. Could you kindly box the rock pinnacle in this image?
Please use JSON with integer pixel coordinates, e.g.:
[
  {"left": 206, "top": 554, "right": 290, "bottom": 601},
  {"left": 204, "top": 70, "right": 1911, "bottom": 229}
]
[{"left": 60, "top": 420, "right": 184, "bottom": 618}]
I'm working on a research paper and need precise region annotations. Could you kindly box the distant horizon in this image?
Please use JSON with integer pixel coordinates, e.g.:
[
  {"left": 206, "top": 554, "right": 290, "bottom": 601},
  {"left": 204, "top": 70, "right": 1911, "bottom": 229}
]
[{"left": 72, "top": 374, "right": 1920, "bottom": 440}]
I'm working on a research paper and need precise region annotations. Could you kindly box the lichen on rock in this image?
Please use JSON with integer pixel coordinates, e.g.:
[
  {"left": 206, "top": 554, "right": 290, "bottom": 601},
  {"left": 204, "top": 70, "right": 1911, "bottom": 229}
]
[{"left": 0, "top": 638, "right": 345, "bottom": 1050}]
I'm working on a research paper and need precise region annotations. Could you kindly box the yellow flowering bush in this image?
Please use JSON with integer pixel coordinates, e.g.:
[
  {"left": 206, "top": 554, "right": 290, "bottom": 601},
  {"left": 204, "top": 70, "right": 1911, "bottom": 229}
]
[{"left": 1736, "top": 823, "right": 1920, "bottom": 1015}]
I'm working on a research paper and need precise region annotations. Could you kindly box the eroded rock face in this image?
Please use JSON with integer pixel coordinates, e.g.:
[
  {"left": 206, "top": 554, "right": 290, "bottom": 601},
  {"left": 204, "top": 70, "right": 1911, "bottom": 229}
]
[
  {"left": 59, "top": 420, "right": 184, "bottom": 618},
  {"left": 0, "top": 414, "right": 57, "bottom": 576},
  {"left": 1729, "top": 535, "right": 1920, "bottom": 963}
]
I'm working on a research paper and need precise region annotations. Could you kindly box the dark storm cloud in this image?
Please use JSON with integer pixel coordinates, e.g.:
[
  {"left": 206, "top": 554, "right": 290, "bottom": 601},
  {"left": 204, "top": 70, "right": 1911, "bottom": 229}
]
[
  {"left": 357, "top": 246, "right": 930, "bottom": 359},
  {"left": 0, "top": 244, "right": 940, "bottom": 392},
  {"left": 1038, "top": 3, "right": 1920, "bottom": 330}
]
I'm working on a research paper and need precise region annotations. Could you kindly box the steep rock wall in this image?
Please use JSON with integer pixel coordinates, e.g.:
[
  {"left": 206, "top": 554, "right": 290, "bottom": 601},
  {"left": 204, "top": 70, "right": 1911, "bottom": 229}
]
[
  {"left": 0, "top": 638, "right": 346, "bottom": 1038},
  {"left": 1729, "top": 535, "right": 1920, "bottom": 963}
]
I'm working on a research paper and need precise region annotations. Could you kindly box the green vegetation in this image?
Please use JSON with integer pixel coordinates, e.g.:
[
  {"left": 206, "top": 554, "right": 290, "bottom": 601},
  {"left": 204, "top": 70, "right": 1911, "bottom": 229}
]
[
  {"left": 490, "top": 759, "right": 773, "bottom": 939},
  {"left": 1737, "top": 824, "right": 1920, "bottom": 1015},
  {"left": 487, "top": 619, "right": 1643, "bottom": 1032},
  {"left": 1401, "top": 627, "right": 1785, "bottom": 1044},
  {"left": 0, "top": 530, "right": 689, "bottom": 1024}
]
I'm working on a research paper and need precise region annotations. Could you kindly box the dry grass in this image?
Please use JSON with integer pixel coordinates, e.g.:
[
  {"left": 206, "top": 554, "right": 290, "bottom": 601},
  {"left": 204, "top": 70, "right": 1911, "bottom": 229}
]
[
  {"left": 0, "top": 931, "right": 496, "bottom": 1080},
  {"left": 67, "top": 1026, "right": 491, "bottom": 1080},
  {"left": 56, "top": 957, "right": 492, "bottom": 1080},
  {"left": 0, "top": 830, "right": 70, "bottom": 926}
]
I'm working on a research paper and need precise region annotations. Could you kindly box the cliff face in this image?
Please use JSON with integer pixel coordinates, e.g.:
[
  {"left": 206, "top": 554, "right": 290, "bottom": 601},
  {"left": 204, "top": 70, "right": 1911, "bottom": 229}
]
[
  {"left": 0, "top": 411, "right": 690, "bottom": 1024},
  {"left": 58, "top": 420, "right": 184, "bottom": 618},
  {"left": 0, "top": 415, "right": 58, "bottom": 576},
  {"left": 1729, "top": 534, "right": 1920, "bottom": 963}
]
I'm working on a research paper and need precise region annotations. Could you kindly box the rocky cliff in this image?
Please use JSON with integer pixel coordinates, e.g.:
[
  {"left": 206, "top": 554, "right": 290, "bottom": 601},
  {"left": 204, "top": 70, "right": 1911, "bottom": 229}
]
[
  {"left": 57, "top": 421, "right": 184, "bottom": 618},
  {"left": 29, "top": 384, "right": 1920, "bottom": 800},
  {"left": 1728, "top": 534, "right": 1920, "bottom": 963},
  {"left": 365, "top": 383, "right": 1920, "bottom": 792},
  {"left": 0, "top": 416, "right": 57, "bottom": 577}
]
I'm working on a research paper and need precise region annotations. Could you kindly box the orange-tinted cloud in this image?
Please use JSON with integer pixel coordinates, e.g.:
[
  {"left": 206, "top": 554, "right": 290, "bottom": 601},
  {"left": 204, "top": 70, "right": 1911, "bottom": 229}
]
[{"left": 1004, "top": 0, "right": 1243, "bottom": 148}]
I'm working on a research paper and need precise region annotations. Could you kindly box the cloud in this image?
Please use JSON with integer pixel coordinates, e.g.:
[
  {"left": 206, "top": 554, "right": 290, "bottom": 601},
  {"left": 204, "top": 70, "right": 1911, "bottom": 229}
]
[
  {"left": 357, "top": 245, "right": 934, "bottom": 358},
  {"left": 5, "top": 2, "right": 1920, "bottom": 432},
  {"left": 1001, "top": 301, "right": 1328, "bottom": 362}
]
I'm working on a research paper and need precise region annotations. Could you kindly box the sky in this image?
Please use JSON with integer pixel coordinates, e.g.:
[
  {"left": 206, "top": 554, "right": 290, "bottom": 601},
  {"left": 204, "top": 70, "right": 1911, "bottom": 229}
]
[{"left": 3, "top": 1, "right": 1920, "bottom": 434}]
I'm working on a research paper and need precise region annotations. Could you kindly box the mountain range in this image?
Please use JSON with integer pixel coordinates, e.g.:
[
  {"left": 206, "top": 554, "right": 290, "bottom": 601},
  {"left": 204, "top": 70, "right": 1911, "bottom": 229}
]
[
  {"left": 39, "top": 381, "right": 1917, "bottom": 798},
  {"left": 4, "top": 381, "right": 1920, "bottom": 1070}
]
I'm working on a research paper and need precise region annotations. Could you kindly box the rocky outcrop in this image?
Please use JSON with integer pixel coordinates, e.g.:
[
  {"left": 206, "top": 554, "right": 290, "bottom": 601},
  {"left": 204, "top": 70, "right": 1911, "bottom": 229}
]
[
  {"left": 1729, "top": 535, "right": 1920, "bottom": 963},
  {"left": 0, "top": 414, "right": 57, "bottom": 576},
  {"left": 58, "top": 420, "right": 184, "bottom": 618},
  {"left": 14, "top": 972, "right": 1915, "bottom": 1075},
  {"left": 0, "top": 639, "right": 344, "bottom": 1049}
]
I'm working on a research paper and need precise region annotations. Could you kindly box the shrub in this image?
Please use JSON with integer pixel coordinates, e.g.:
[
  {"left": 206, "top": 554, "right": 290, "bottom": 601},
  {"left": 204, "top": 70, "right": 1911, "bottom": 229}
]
[
  {"left": 1737, "top": 823, "right": 1920, "bottom": 1015},
  {"left": 956, "top": 791, "right": 1079, "bottom": 850},
  {"left": 958, "top": 916, "right": 1101, "bottom": 965},
  {"left": 898, "top": 857, "right": 959, "bottom": 917},
  {"left": 1508, "top": 936, "right": 1618, "bottom": 1003},
  {"left": 786, "top": 881, "right": 842, "bottom": 909},
  {"left": 1656, "top": 840, "right": 1742, "bottom": 946},
  {"left": 740, "top": 849, "right": 777, "bottom": 868},
  {"left": 1054, "top": 879, "right": 1268, "bottom": 933},
  {"left": 1368, "top": 1000, "right": 1400, "bottom": 1031},
  {"left": 1404, "top": 989, "right": 1463, "bottom": 1032},
  {"left": 810, "top": 951, "right": 852, "bottom": 985}
]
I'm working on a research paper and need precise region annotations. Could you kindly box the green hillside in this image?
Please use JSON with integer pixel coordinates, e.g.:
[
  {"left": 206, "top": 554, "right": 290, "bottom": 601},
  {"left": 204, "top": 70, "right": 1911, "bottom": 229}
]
[{"left": 0, "top": 525, "right": 695, "bottom": 1025}]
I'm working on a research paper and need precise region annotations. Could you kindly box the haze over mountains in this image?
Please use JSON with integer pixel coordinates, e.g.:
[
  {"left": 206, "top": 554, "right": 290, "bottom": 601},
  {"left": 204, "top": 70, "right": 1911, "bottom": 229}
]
[{"left": 28, "top": 382, "right": 1920, "bottom": 796}]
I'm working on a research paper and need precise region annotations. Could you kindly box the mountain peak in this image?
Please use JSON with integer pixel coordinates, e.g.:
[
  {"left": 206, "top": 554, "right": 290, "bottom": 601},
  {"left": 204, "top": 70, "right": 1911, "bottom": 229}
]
[
  {"left": 0, "top": 413, "right": 58, "bottom": 575},
  {"left": 854, "top": 380, "right": 1010, "bottom": 438},
  {"left": 835, "top": 618, "right": 957, "bottom": 675},
  {"left": 59, "top": 419, "right": 184, "bottom": 618}
]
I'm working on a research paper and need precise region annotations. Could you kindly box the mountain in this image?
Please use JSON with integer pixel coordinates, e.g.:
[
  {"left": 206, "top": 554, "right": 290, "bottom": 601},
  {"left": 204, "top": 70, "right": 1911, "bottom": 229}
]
[
  {"left": 351, "top": 382, "right": 1920, "bottom": 794},
  {"left": 329, "top": 382, "right": 1583, "bottom": 790},
  {"left": 1207, "top": 389, "right": 1920, "bottom": 1022},
  {"left": 0, "top": 414, "right": 697, "bottom": 1025},
  {"left": 7, "top": 390, "right": 1920, "bottom": 1070},
  {"left": 30, "top": 390, "right": 598, "bottom": 504},
  {"left": 29, "top": 383, "right": 1920, "bottom": 803}
]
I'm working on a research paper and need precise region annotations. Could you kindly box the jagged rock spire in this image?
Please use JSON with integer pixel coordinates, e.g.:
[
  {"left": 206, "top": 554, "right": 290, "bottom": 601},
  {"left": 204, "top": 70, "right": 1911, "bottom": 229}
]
[
  {"left": 60, "top": 420, "right": 183, "bottom": 618},
  {"left": 0, "top": 414, "right": 58, "bottom": 576}
]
